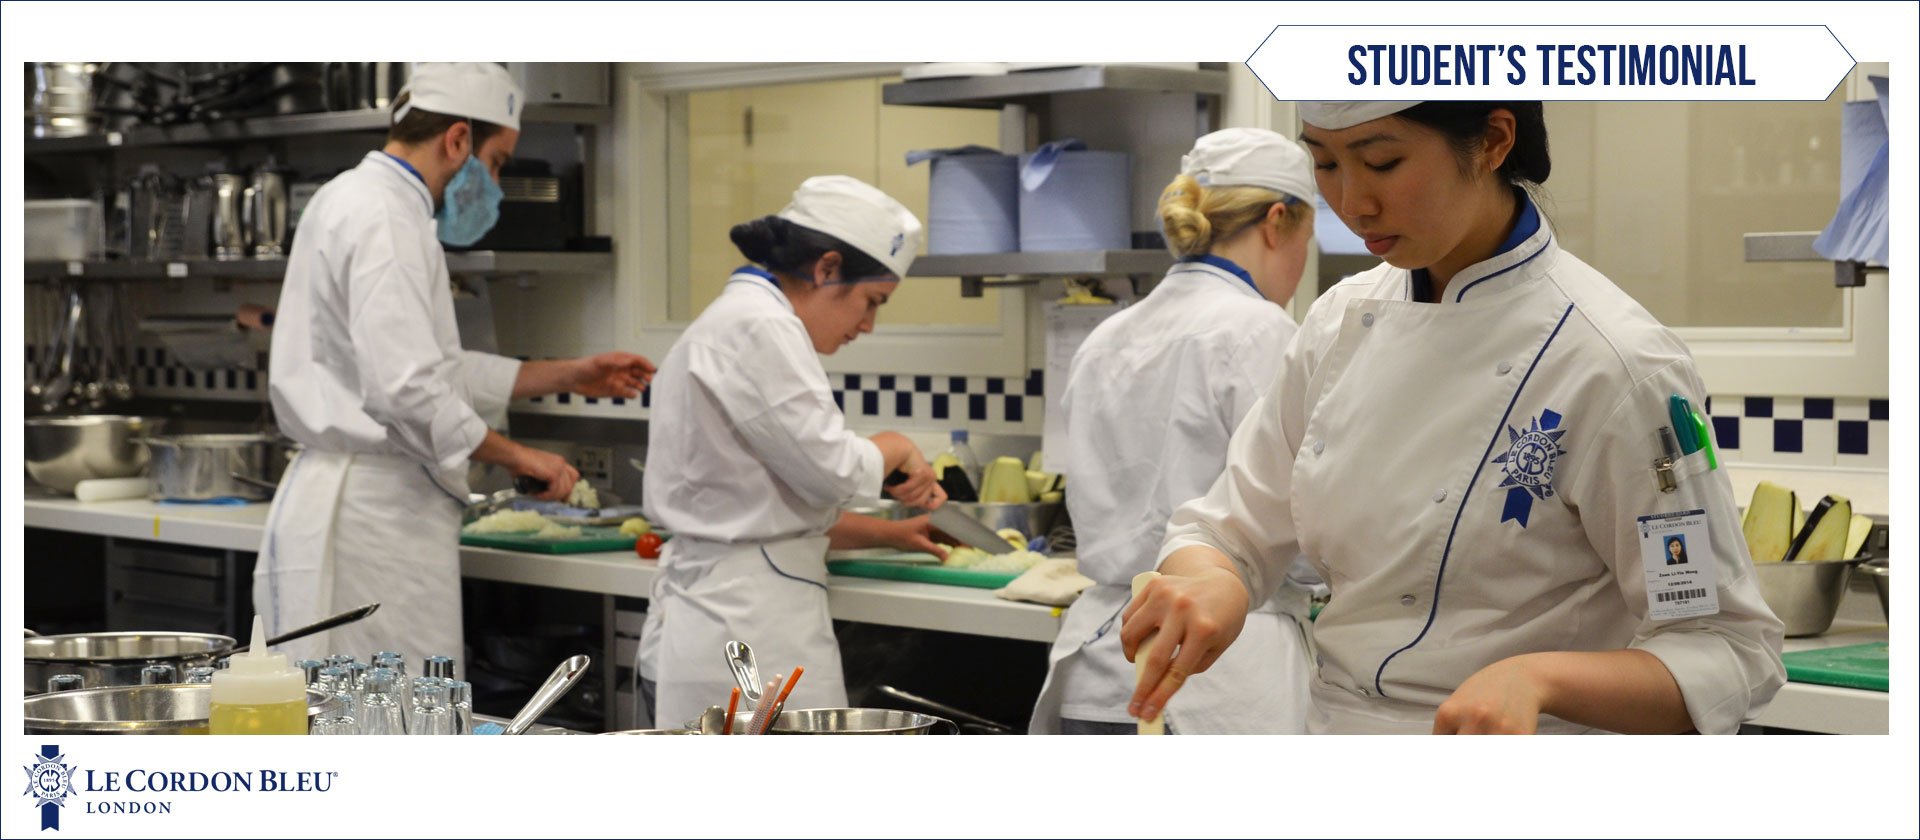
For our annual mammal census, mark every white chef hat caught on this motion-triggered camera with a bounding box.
[394,62,523,132]
[777,175,924,279]
[1180,127,1315,202]
[1297,101,1422,131]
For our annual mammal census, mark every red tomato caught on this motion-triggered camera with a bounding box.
[634,532,665,559]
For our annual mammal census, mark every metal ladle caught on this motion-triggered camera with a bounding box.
[502,655,591,735]
[725,641,763,708]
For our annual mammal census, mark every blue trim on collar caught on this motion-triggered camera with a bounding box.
[1452,238,1553,303]
[1372,302,1577,698]
[382,152,428,187]
[1176,254,1261,298]
[734,265,779,284]
[1409,191,1550,304]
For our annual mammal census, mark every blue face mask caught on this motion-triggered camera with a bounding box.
[436,153,503,247]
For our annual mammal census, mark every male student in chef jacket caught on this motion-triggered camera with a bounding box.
[256,63,654,669]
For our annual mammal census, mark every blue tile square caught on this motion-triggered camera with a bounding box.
[586,397,600,405]
[987,379,1005,395]
[246,371,258,390]
[558,393,572,404]
[613,398,627,406]
[1745,397,1773,418]
[832,391,845,410]
[641,389,651,408]
[968,394,987,421]
[895,392,912,417]
[931,394,949,420]
[226,370,237,389]
[879,375,896,390]
[530,396,544,403]
[914,375,932,393]
[156,349,169,365]
[1803,398,1834,419]
[1838,420,1869,455]
[1711,415,1740,450]
[844,374,861,390]
[948,377,968,394]
[146,370,157,387]
[1773,419,1802,453]
[862,391,879,416]
[1027,370,1044,397]
[136,347,148,365]
[1005,396,1023,423]
[166,369,177,387]
[1870,399,1890,421]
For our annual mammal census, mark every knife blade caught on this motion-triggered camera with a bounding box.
[928,505,1013,552]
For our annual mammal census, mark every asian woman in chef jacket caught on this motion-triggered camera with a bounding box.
[1029,128,1320,735]
[1122,102,1786,734]
[639,176,949,727]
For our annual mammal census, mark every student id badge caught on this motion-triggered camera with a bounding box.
[1637,509,1720,619]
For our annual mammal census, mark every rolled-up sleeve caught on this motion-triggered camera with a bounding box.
[1567,360,1787,734]
[688,322,883,509]
[456,350,523,426]
[347,217,491,473]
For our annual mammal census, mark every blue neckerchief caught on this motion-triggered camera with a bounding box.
[1177,254,1260,298]
[1411,188,1542,303]
[381,152,429,188]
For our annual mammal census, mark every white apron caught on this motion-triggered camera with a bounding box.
[639,535,848,728]
[1029,585,1313,734]
[254,450,465,669]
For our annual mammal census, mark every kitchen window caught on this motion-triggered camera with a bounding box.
[618,64,1029,377]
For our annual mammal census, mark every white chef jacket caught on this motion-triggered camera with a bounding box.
[637,267,885,724]
[257,151,520,664]
[268,151,521,499]
[1161,194,1786,734]
[642,267,886,546]
[1037,256,1315,732]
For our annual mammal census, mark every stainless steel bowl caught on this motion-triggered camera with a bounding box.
[914,501,1061,543]
[23,684,339,735]
[767,708,954,735]
[600,729,700,735]
[1753,559,1859,637]
[24,415,164,492]
[1858,560,1890,621]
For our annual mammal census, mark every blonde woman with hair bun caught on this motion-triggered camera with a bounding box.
[1029,127,1320,735]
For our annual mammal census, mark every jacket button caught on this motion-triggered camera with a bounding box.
[1361,312,1375,328]
[1431,488,1447,503]
[1401,594,1417,607]
[1313,440,1326,455]
[1497,361,1514,375]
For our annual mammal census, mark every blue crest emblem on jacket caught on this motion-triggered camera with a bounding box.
[1491,409,1567,528]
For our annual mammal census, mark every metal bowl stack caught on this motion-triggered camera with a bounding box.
[22,685,339,735]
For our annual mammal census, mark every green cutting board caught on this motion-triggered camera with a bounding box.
[827,560,1020,589]
[461,527,637,555]
[1782,643,1888,692]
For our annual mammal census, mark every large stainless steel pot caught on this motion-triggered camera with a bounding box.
[24,604,378,693]
[24,415,163,493]
[144,433,294,501]
[24,685,340,735]
[765,708,956,735]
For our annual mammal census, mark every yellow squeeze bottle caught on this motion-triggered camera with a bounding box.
[209,616,308,735]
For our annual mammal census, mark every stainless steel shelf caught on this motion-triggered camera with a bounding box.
[25,251,613,280]
[25,104,609,154]
[883,66,1229,109]
[909,250,1172,278]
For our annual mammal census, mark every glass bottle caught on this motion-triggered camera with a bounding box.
[423,655,456,680]
[312,666,359,736]
[359,668,407,735]
[296,659,325,688]
[46,674,84,693]
[185,667,216,684]
[446,680,474,735]
[409,678,454,735]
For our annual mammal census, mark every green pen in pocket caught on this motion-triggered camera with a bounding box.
[1690,409,1718,471]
